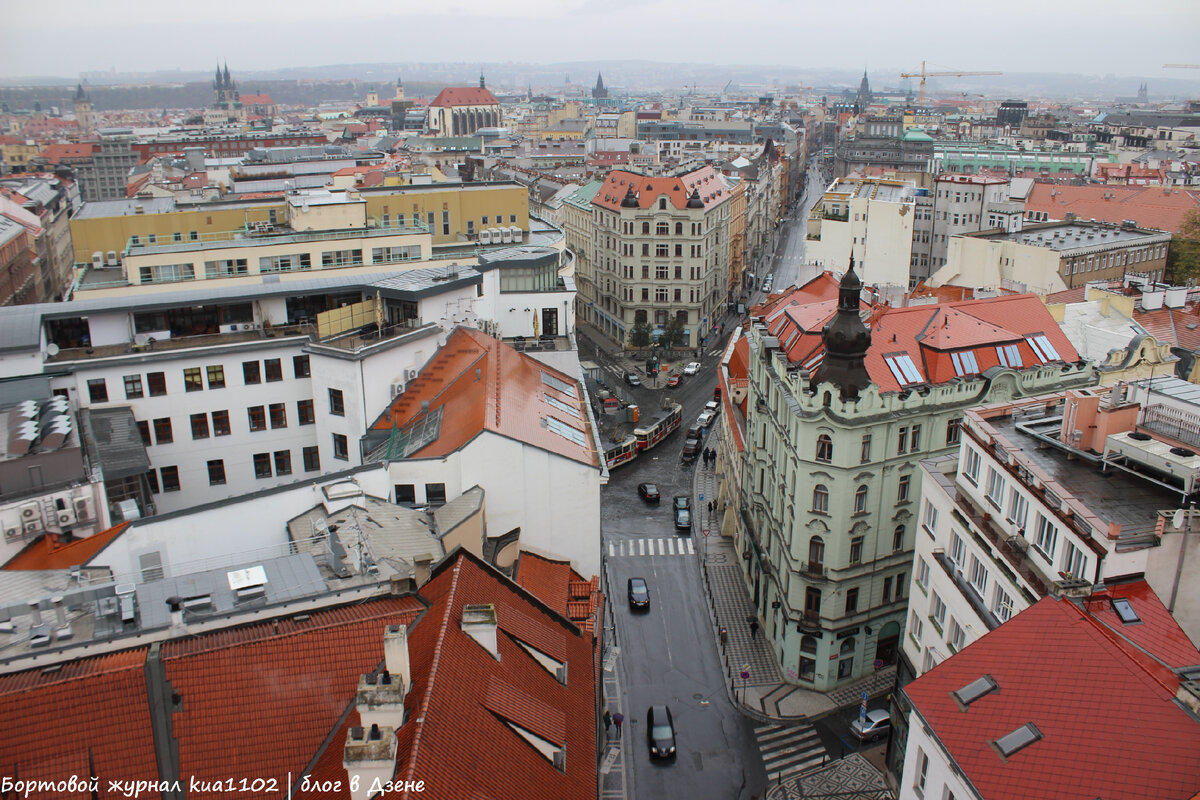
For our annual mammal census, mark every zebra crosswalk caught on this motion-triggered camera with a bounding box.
[606,537,695,559]
[755,723,828,783]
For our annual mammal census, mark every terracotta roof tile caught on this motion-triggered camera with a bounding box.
[592,166,728,212]
[429,88,500,108]
[3,523,129,571]
[0,648,158,797]
[371,328,598,468]
[904,593,1200,800]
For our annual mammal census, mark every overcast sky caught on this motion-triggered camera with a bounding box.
[4,0,1198,81]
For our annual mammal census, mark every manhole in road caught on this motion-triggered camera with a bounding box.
[692,693,704,700]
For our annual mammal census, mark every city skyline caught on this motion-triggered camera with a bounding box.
[4,0,1198,81]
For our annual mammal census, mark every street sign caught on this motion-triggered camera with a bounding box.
[740,670,750,681]
[699,493,704,501]
[860,690,868,722]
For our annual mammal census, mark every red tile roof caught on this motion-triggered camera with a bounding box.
[904,593,1200,800]
[297,550,597,800]
[1133,301,1200,352]
[37,142,93,163]
[240,93,273,106]
[592,166,729,212]
[161,597,423,798]
[514,551,601,633]
[371,327,599,468]
[759,272,1079,393]
[1024,182,1200,234]
[429,87,500,108]
[2,522,130,571]
[0,648,158,798]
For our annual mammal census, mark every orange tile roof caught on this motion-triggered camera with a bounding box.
[761,274,1079,393]
[37,142,94,163]
[1134,302,1200,352]
[240,93,273,105]
[592,166,728,212]
[371,327,599,468]
[0,648,159,798]
[3,522,130,571]
[514,551,601,632]
[429,87,500,108]
[1024,182,1200,234]
[904,592,1200,800]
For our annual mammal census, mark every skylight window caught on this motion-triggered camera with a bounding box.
[1111,597,1141,624]
[541,372,577,398]
[996,344,1022,368]
[1025,334,1061,363]
[884,353,923,386]
[993,722,1042,758]
[545,394,580,418]
[950,350,980,377]
[545,416,587,446]
[952,675,998,708]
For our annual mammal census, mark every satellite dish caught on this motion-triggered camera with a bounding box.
[1173,508,1186,530]
[46,343,59,356]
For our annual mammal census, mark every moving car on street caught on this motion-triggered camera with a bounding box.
[646,704,676,759]
[673,496,691,531]
[637,482,661,503]
[625,372,641,387]
[628,577,650,611]
[683,362,701,375]
[666,374,682,388]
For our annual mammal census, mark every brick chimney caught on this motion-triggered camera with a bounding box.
[343,723,397,800]
[461,603,499,659]
[413,553,434,587]
[355,670,406,732]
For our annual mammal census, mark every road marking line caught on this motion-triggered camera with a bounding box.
[656,538,665,555]
[608,543,615,557]
[687,539,695,555]
[639,539,645,556]
[667,538,676,555]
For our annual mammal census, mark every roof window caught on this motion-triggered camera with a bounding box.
[992,722,1042,759]
[950,350,980,377]
[952,674,998,708]
[1026,334,1061,363]
[884,353,923,386]
[996,344,1022,368]
[541,372,577,397]
[1111,597,1141,624]
[545,417,587,446]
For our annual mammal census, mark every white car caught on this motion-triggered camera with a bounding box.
[697,410,716,428]
[683,362,701,376]
[703,400,720,415]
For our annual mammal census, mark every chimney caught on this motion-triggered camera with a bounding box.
[356,668,407,731]
[413,553,433,588]
[461,603,499,659]
[166,596,186,633]
[383,624,412,691]
[342,724,397,800]
[51,596,73,640]
[28,600,43,628]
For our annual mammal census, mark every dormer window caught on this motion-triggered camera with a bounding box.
[951,350,980,377]
[1026,334,1061,363]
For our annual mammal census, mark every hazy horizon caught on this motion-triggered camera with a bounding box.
[4,0,1198,83]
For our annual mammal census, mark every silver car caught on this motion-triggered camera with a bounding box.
[850,709,891,743]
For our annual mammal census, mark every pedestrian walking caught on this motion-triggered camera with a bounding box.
[603,709,612,736]
[613,711,624,736]
[749,619,759,640]
[719,626,728,648]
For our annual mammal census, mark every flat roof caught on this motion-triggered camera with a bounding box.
[976,221,1168,250]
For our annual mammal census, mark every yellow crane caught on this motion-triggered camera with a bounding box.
[900,61,1002,104]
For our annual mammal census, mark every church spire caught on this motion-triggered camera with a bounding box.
[479,69,486,89]
[813,259,873,401]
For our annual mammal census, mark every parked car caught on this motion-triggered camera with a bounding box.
[666,374,682,388]
[628,577,650,611]
[703,400,720,415]
[683,362,701,376]
[673,495,691,512]
[625,372,641,387]
[646,704,676,759]
[696,410,716,428]
[674,506,691,531]
[637,482,661,503]
[850,709,892,743]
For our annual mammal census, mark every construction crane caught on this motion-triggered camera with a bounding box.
[900,61,1002,105]
[1164,64,1200,69]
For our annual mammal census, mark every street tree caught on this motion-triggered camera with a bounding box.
[1167,209,1200,286]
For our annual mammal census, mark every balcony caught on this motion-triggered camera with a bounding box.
[932,550,1002,632]
[801,562,828,581]
[799,609,822,633]
[951,486,1048,601]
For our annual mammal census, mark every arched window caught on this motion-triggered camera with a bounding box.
[853,485,868,513]
[659,197,667,210]
[801,636,819,654]
[815,434,833,463]
[675,221,683,235]
[812,485,829,514]
[808,536,825,570]
[642,222,650,234]
[840,637,855,655]
[893,525,905,552]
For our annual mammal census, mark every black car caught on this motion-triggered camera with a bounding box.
[628,577,650,611]
[637,482,661,503]
[674,507,691,531]
[646,704,676,759]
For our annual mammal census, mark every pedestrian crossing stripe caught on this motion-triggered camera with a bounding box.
[754,723,828,783]
[607,537,696,558]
